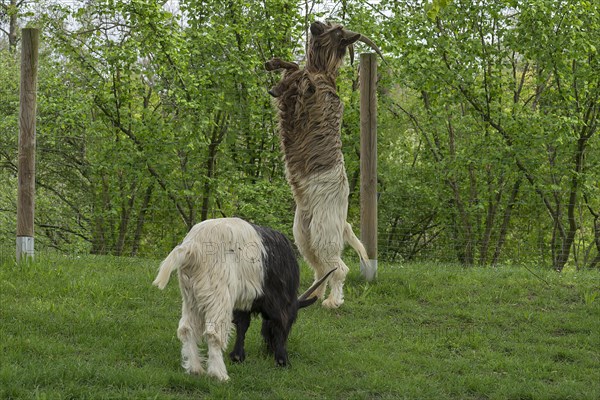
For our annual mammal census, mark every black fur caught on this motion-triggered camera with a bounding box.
[229,224,307,367]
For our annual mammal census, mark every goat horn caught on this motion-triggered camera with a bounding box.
[298,268,337,302]
[358,34,385,61]
[343,29,385,62]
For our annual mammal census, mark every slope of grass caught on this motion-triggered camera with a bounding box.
[1,254,598,399]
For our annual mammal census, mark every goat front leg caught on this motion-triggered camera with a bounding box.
[264,58,299,72]
[265,58,300,97]
[229,311,251,363]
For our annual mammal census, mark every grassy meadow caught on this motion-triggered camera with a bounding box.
[0,253,599,399]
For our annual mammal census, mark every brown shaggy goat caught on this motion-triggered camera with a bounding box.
[266,21,383,308]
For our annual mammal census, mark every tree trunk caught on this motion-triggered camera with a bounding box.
[553,135,588,271]
[479,174,504,265]
[90,174,112,255]
[588,216,600,269]
[492,178,521,265]
[446,109,474,265]
[131,183,154,257]
[115,178,136,256]
[2,0,19,53]
[200,110,228,222]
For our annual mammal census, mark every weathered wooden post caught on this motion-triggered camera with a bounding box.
[16,28,39,262]
[359,53,378,281]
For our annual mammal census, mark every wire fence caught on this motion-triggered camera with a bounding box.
[1,172,598,270]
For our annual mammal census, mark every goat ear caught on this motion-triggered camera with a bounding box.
[310,21,326,37]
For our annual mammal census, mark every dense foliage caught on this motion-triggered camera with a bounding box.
[1,0,598,269]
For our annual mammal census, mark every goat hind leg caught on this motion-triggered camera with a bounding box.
[204,307,232,381]
[322,258,349,309]
[294,211,329,300]
[177,310,205,375]
[206,336,229,381]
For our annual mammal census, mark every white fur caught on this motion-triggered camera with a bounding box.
[291,164,369,308]
[153,218,265,381]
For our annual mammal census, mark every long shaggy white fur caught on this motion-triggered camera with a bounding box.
[292,165,369,308]
[153,218,265,381]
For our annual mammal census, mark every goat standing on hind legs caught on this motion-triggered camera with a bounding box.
[266,21,384,309]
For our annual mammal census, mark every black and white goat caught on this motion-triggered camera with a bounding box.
[153,217,334,381]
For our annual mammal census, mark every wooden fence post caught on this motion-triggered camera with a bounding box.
[360,53,378,281]
[16,28,39,262]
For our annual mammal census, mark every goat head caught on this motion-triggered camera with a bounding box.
[308,21,384,69]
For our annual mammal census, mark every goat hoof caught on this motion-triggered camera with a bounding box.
[322,298,343,309]
[275,358,289,367]
[265,59,281,71]
[207,368,229,382]
[229,351,246,363]
[186,366,204,376]
[184,360,205,376]
[268,88,281,98]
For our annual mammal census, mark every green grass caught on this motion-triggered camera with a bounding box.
[1,254,599,399]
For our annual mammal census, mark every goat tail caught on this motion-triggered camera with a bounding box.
[153,245,187,290]
[344,222,369,263]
